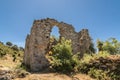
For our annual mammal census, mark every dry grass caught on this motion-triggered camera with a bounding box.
[0,54,21,69]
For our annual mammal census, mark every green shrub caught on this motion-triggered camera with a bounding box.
[78,51,120,80]
[78,51,110,72]
[12,54,16,62]
[110,72,120,80]
[19,47,24,51]
[11,45,19,51]
[48,37,79,73]
[0,50,6,57]
[0,47,7,57]
[88,68,110,80]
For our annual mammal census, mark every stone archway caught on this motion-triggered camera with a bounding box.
[24,18,91,72]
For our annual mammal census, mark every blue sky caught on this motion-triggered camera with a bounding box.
[0,0,120,47]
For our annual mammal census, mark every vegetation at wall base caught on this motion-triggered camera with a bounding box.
[47,37,80,73]
[47,37,120,80]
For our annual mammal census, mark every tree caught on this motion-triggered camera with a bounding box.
[97,39,103,52]
[12,45,19,51]
[88,42,96,53]
[103,38,120,54]
[6,41,13,46]
[19,47,24,51]
[0,41,4,45]
[97,38,120,54]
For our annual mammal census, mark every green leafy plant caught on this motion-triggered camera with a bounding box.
[78,51,120,80]
[97,38,120,54]
[48,37,79,73]
[88,68,110,80]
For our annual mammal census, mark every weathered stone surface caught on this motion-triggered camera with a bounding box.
[24,18,92,72]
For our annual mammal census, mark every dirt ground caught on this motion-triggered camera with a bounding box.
[0,55,94,80]
[15,72,95,80]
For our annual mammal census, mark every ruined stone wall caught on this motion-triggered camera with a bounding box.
[23,18,91,72]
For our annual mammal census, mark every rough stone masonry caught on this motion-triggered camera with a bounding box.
[23,18,92,72]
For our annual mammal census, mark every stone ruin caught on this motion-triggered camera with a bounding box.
[23,18,92,72]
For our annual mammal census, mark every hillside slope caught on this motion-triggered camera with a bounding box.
[0,42,120,80]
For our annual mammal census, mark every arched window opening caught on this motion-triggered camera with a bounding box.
[49,26,60,50]
[50,26,60,41]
